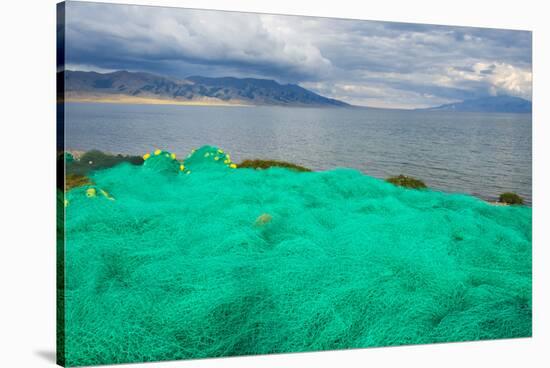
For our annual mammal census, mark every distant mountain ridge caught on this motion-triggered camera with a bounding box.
[421,96,532,113]
[63,70,349,107]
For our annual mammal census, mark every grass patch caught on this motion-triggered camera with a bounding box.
[499,192,524,205]
[59,150,143,191]
[386,174,427,189]
[66,174,93,191]
[237,159,311,172]
[65,150,144,176]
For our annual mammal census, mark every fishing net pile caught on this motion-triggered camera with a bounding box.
[62,145,532,366]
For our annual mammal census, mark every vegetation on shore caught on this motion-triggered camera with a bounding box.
[61,150,527,206]
[237,159,311,172]
[499,192,524,205]
[59,150,143,192]
[386,174,427,189]
[66,174,93,191]
[68,150,143,175]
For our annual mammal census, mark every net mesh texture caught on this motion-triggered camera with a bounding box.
[62,145,532,366]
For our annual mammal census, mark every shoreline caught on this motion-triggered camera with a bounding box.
[63,95,253,107]
[62,148,530,206]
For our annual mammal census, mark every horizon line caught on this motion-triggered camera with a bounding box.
[61,68,533,109]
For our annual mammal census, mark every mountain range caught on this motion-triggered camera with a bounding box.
[62,70,532,112]
[62,70,349,107]
[421,95,532,113]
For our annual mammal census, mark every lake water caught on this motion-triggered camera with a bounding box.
[65,103,532,204]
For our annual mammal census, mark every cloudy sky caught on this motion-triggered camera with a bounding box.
[64,1,532,109]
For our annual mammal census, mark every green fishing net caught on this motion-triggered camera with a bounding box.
[62,145,532,366]
[64,152,74,163]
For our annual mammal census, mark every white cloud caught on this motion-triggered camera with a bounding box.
[302,81,457,109]
[485,63,532,99]
[444,62,532,99]
[65,2,532,108]
[65,63,118,73]
[66,3,332,81]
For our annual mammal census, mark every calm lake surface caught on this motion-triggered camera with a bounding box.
[65,103,532,204]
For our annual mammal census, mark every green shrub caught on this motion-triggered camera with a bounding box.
[66,150,144,176]
[386,175,427,189]
[66,173,93,191]
[237,159,311,172]
[498,192,524,205]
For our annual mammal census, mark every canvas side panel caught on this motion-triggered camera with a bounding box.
[56,2,66,366]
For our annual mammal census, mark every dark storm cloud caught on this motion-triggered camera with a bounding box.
[64,1,532,108]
